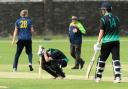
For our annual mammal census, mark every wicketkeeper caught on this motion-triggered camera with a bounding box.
[94,2,121,83]
[38,46,68,79]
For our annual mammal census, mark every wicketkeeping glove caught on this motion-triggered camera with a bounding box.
[94,42,101,52]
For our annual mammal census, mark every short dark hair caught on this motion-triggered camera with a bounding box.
[106,8,112,12]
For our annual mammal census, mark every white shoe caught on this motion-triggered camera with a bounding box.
[95,77,101,83]
[13,68,17,72]
[114,77,121,83]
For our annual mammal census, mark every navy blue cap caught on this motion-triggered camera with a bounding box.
[100,2,112,10]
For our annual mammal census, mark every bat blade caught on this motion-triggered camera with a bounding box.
[86,51,97,79]
[38,57,42,78]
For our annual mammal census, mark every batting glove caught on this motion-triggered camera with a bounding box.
[37,45,44,56]
[94,42,101,52]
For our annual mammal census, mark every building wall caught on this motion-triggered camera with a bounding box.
[0,0,42,2]
[0,1,127,37]
[0,2,44,37]
[53,1,128,35]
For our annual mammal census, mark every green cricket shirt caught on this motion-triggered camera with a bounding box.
[100,13,120,43]
[47,48,69,63]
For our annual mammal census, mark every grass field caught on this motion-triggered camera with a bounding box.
[0,36,128,89]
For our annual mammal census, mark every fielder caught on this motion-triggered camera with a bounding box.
[38,46,68,79]
[68,16,86,69]
[94,2,121,83]
[12,9,34,72]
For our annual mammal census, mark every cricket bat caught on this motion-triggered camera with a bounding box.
[86,51,97,79]
[38,57,42,78]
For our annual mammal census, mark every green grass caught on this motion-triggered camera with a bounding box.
[0,78,128,89]
[0,36,128,89]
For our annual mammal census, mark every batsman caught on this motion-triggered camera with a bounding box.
[38,46,68,79]
[94,2,121,83]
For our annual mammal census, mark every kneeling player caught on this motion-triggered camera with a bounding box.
[38,46,68,79]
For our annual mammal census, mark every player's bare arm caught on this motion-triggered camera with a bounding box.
[31,26,34,33]
[44,50,52,62]
[11,27,18,46]
[98,29,104,43]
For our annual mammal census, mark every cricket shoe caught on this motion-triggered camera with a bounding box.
[95,77,101,83]
[60,72,65,78]
[52,72,64,79]
[56,72,66,79]
[13,68,17,72]
[53,76,58,79]
[53,74,65,79]
[80,60,85,69]
[114,77,121,83]
[71,66,79,69]
[59,76,65,79]
[29,65,34,71]
[55,76,65,79]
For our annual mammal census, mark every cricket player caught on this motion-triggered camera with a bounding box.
[68,16,86,69]
[12,9,34,72]
[94,2,121,83]
[38,46,68,79]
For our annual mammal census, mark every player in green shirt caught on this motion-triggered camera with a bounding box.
[94,2,121,83]
[38,46,68,79]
